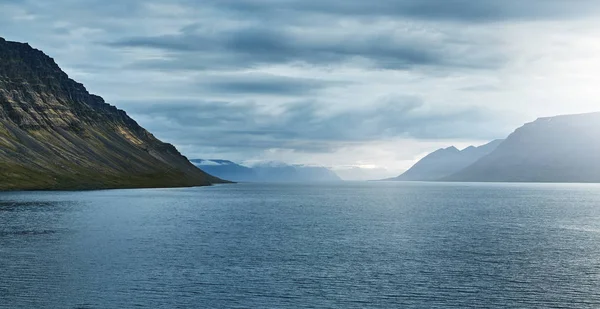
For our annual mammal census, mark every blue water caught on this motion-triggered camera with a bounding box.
[2,182,600,308]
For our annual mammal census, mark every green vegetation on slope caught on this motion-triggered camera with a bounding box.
[0,37,226,190]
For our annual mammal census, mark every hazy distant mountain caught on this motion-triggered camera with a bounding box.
[189,159,257,182]
[192,160,342,183]
[334,166,398,181]
[0,37,224,190]
[387,140,503,181]
[250,161,300,182]
[290,165,342,182]
[445,112,600,183]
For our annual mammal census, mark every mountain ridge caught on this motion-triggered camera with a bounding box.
[386,139,503,181]
[192,159,342,183]
[444,112,600,183]
[0,37,225,190]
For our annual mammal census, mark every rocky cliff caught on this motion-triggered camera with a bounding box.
[0,37,224,190]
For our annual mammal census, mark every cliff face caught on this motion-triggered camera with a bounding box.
[389,140,503,181]
[445,112,600,183]
[0,37,223,190]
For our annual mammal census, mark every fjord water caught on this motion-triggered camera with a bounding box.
[2,183,600,308]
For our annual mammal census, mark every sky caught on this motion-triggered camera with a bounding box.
[2,0,600,180]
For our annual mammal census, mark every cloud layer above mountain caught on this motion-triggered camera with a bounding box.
[3,0,600,177]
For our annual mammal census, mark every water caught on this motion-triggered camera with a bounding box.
[2,182,600,308]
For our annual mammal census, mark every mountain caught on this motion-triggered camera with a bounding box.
[0,37,224,190]
[387,140,503,181]
[192,160,342,183]
[190,159,257,182]
[334,166,398,181]
[252,162,342,182]
[250,161,301,182]
[445,112,600,183]
[295,166,343,182]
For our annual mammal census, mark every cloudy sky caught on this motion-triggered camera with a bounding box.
[2,0,600,179]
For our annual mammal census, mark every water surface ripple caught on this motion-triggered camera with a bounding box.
[1,182,600,308]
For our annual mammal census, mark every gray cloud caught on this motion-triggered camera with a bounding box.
[109,22,503,71]
[21,0,596,24]
[98,1,563,74]
[125,97,507,156]
[199,74,344,96]
[3,0,600,166]
[187,0,600,22]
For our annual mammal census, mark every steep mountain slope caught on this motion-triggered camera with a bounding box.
[192,159,342,182]
[0,37,224,190]
[445,113,600,182]
[388,140,503,181]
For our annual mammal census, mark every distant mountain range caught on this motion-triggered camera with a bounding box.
[191,160,342,183]
[388,112,600,183]
[334,166,397,181]
[445,113,600,182]
[387,140,503,181]
[0,37,224,190]
[388,140,502,181]
[3,36,600,188]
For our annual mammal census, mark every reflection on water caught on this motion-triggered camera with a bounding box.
[1,183,600,308]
